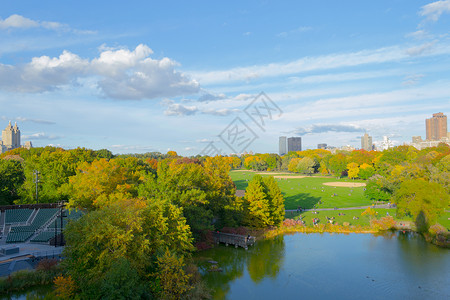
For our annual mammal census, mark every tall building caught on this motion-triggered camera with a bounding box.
[426,112,447,141]
[361,133,373,151]
[1,122,32,154]
[287,137,302,152]
[279,136,287,156]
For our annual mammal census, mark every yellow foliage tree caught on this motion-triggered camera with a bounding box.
[347,162,359,179]
[54,275,77,299]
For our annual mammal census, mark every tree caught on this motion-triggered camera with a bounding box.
[243,175,270,227]
[328,153,347,177]
[364,175,393,202]
[393,179,449,232]
[347,162,359,179]
[63,197,193,298]
[262,176,285,226]
[296,157,315,175]
[358,163,375,180]
[0,158,24,205]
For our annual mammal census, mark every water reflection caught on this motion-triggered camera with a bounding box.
[196,232,450,300]
[196,235,285,299]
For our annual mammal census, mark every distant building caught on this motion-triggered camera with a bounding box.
[317,143,327,149]
[412,136,423,143]
[377,136,394,151]
[287,137,302,152]
[361,133,373,151]
[426,112,447,141]
[0,122,32,154]
[279,136,287,156]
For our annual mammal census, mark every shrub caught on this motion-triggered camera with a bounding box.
[371,216,396,231]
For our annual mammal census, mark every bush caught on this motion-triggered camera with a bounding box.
[370,216,396,231]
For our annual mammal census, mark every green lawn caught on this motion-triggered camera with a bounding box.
[230,170,373,210]
[285,208,401,227]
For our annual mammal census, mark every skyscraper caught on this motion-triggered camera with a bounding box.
[426,112,447,141]
[279,136,287,156]
[1,122,32,154]
[287,137,302,152]
[361,133,373,151]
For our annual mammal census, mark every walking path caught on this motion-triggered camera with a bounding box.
[285,204,392,213]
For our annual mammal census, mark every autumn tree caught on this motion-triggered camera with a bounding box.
[347,162,359,179]
[358,163,375,180]
[63,198,194,298]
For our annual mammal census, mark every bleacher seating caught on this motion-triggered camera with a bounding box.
[4,207,83,244]
[6,231,34,243]
[31,231,58,243]
[48,209,83,231]
[5,209,33,224]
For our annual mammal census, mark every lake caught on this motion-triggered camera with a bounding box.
[195,232,449,300]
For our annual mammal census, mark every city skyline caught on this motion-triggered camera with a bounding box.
[1,1,450,155]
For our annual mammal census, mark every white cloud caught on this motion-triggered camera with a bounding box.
[405,42,435,56]
[0,44,200,99]
[0,14,92,34]
[201,108,240,116]
[420,0,450,22]
[164,103,199,116]
[22,132,62,140]
[0,14,39,29]
[293,124,364,135]
[190,42,450,85]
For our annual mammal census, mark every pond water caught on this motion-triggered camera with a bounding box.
[195,232,449,300]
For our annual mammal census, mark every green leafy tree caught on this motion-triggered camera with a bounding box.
[394,179,449,232]
[262,176,285,226]
[364,175,393,202]
[296,157,315,175]
[358,163,375,180]
[63,198,194,298]
[243,175,270,227]
[328,153,347,177]
[0,158,25,205]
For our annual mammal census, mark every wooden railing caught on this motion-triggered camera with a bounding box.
[213,232,255,250]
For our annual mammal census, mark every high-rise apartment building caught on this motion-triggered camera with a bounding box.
[361,133,373,151]
[279,136,287,156]
[426,112,447,141]
[1,122,32,154]
[287,137,302,152]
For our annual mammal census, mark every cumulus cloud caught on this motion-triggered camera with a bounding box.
[0,14,93,33]
[22,132,62,140]
[0,44,200,99]
[293,124,365,135]
[420,0,450,22]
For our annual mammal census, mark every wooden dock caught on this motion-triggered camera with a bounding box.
[213,232,255,250]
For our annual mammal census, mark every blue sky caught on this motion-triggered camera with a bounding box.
[1,0,450,155]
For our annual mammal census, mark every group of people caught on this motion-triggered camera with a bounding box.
[312,218,320,225]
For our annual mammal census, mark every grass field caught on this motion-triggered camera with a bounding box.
[230,170,372,210]
[230,170,450,230]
